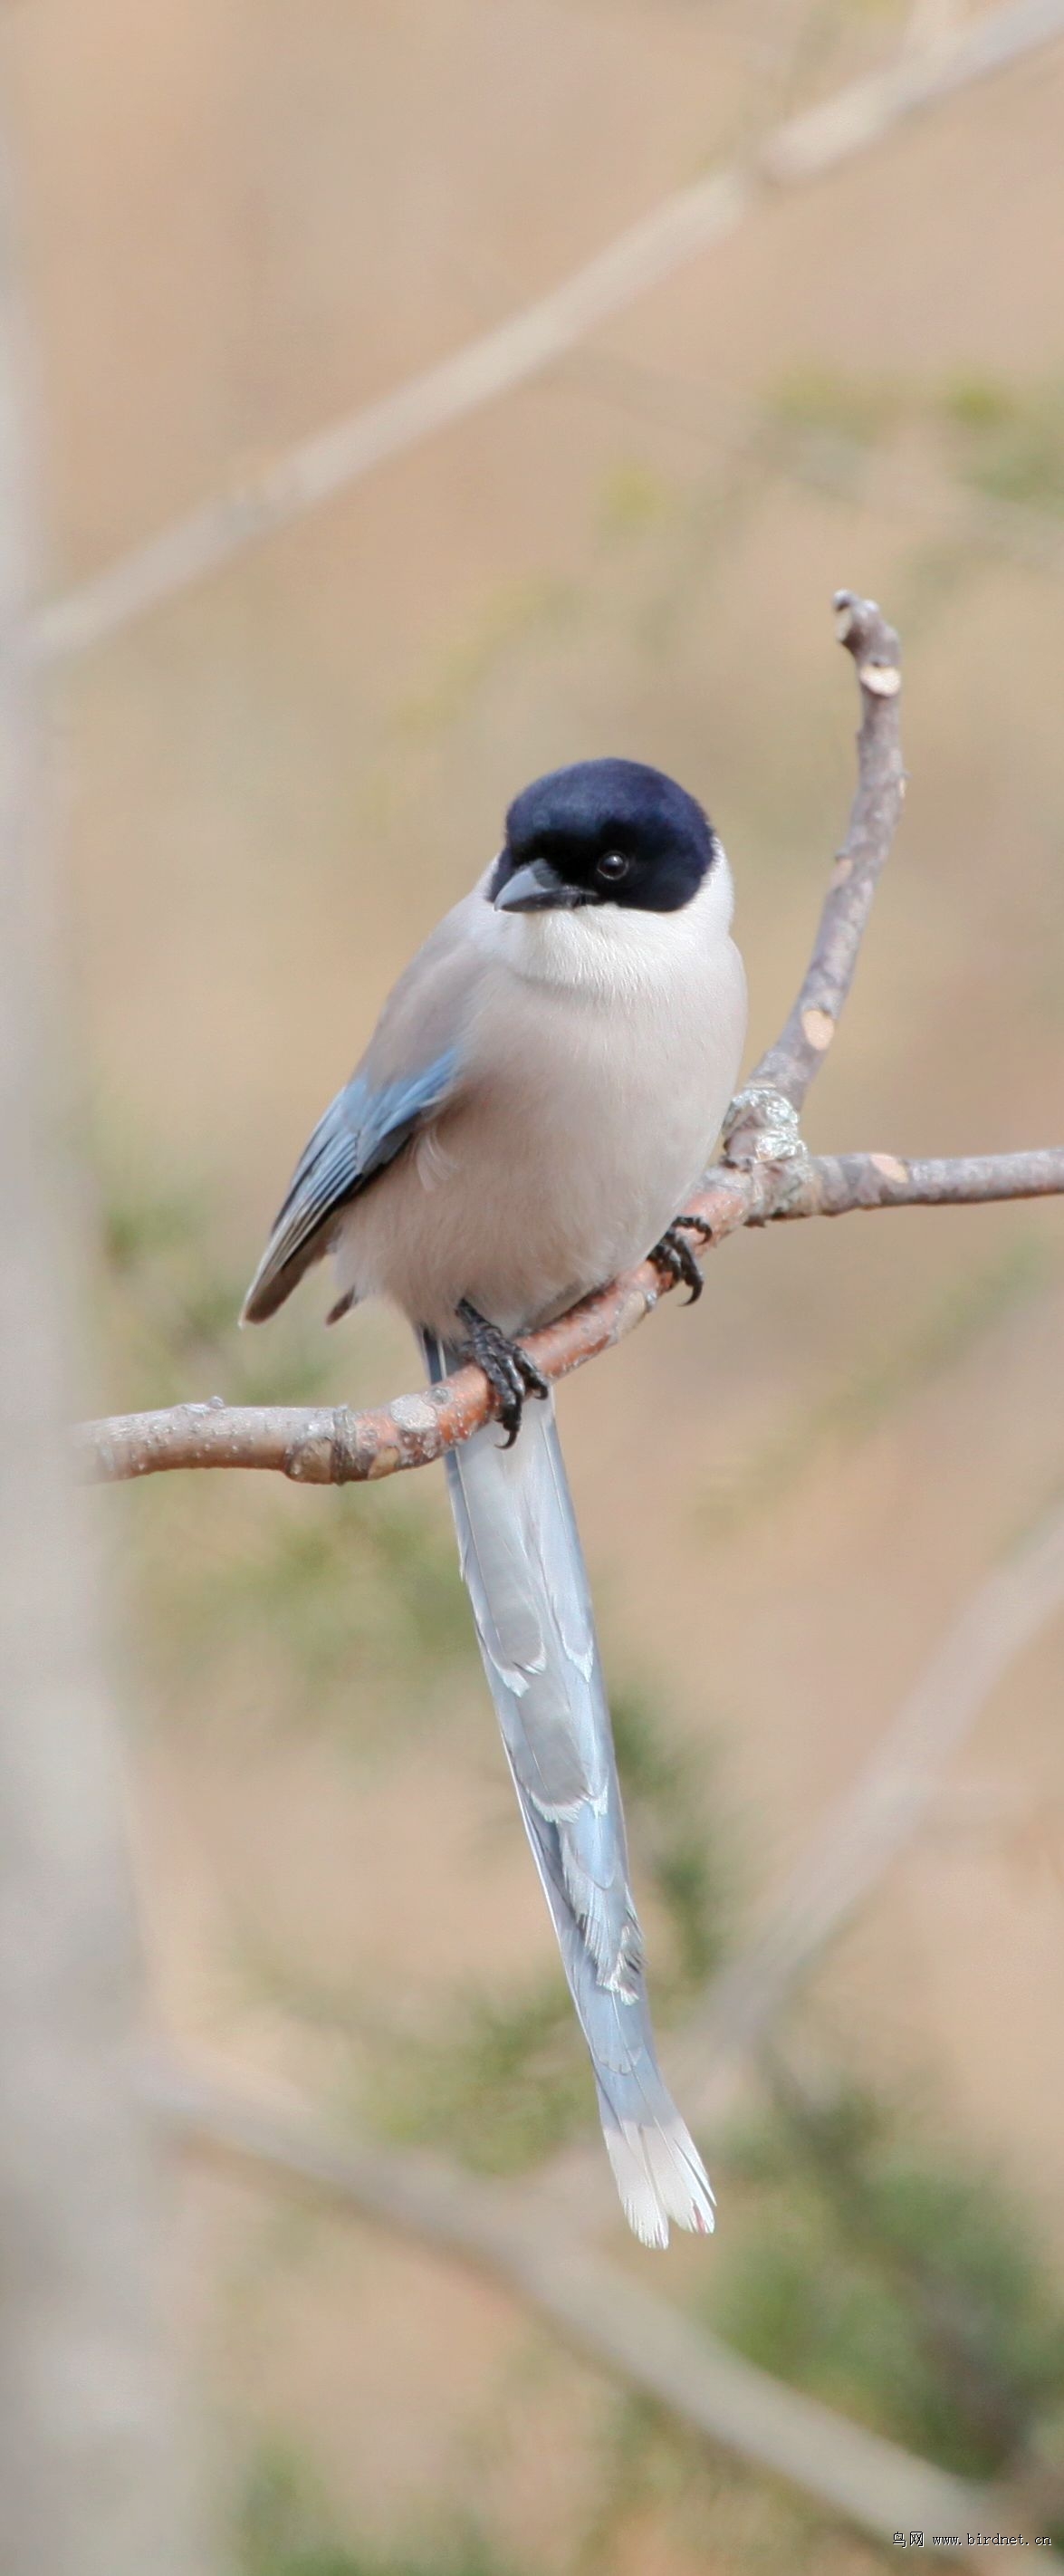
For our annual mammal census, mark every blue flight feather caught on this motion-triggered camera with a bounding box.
[243,1047,460,1320]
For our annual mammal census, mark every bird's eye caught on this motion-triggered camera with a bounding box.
[596,851,629,883]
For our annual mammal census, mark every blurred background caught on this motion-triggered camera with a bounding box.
[11,0,1064,2566]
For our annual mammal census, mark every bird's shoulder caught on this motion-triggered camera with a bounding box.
[359,880,497,1090]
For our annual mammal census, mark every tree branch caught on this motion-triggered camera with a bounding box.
[146,2054,996,2554]
[34,0,1064,665]
[738,591,903,1121]
[77,1147,1064,1486]
[905,0,964,53]
[75,591,1064,1486]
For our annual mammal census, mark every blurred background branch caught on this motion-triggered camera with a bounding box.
[683,1495,1064,2126]
[0,121,199,2576]
[32,0,1064,667]
[145,2053,998,2553]
[507,1486,1064,2235]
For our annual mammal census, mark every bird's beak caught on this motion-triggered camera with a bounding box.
[494,857,582,913]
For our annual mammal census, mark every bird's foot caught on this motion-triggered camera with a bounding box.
[456,1301,550,1446]
[650,1215,715,1306]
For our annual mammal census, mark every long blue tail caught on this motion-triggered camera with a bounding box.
[422,1332,714,2248]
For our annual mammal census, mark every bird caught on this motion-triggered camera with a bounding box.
[242,756,747,2246]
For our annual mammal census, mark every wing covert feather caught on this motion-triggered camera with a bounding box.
[242,897,488,1322]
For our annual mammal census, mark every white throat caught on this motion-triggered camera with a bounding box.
[488,851,735,1000]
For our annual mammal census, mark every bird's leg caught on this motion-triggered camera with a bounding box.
[649,1213,716,1306]
[456,1300,551,1446]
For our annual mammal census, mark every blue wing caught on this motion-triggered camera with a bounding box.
[242,1048,460,1322]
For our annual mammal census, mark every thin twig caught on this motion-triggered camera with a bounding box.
[146,2054,994,2552]
[742,591,904,1118]
[34,0,1064,664]
[777,1146,1064,1212]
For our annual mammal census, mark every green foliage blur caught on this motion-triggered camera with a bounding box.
[365,1681,735,2175]
[96,1129,473,1741]
[763,361,1064,520]
[702,1234,1051,1533]
[710,2069,1064,2494]
[239,2449,518,2576]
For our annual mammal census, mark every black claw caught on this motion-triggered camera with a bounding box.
[650,1221,709,1305]
[457,1301,550,1445]
[516,1350,551,1402]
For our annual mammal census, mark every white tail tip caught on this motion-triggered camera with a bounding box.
[604,2114,715,2250]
